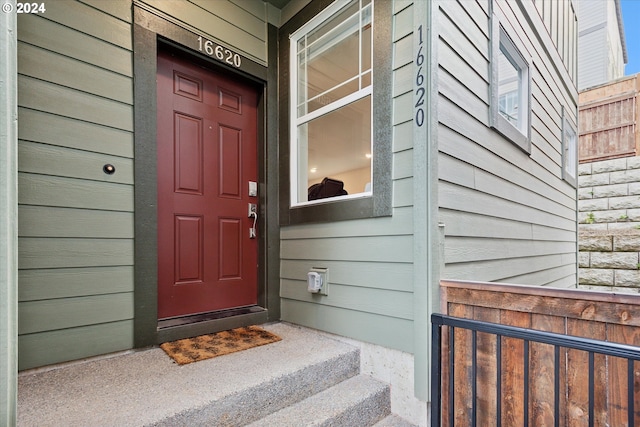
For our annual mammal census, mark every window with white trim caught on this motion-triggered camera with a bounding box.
[562,109,577,186]
[290,0,373,206]
[491,18,531,153]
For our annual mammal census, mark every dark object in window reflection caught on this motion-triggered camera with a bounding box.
[308,177,348,200]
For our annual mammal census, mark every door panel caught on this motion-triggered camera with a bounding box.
[174,215,203,284]
[219,125,242,198]
[219,218,242,279]
[174,113,203,194]
[157,49,259,319]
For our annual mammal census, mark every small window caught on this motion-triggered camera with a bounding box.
[290,0,373,206]
[562,109,577,186]
[491,19,531,153]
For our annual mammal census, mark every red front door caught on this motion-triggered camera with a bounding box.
[156,49,259,319]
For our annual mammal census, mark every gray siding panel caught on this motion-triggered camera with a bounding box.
[531,0,578,84]
[445,254,573,284]
[393,120,413,152]
[393,178,413,208]
[17,1,134,369]
[440,208,575,242]
[439,6,489,80]
[393,63,413,99]
[437,0,578,286]
[439,99,575,202]
[440,181,574,232]
[445,237,576,264]
[393,34,412,71]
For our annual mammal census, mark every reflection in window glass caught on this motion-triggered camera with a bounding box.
[297,97,372,202]
[564,122,577,180]
[291,0,373,205]
[498,47,520,127]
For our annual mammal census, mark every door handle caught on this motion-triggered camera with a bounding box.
[248,203,257,239]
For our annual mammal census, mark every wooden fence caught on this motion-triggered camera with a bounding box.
[438,280,640,426]
[579,74,640,163]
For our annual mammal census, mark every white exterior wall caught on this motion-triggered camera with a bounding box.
[606,0,625,80]
[577,0,626,90]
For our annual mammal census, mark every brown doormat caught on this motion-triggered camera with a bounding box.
[160,326,282,365]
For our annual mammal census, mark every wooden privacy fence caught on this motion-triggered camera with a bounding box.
[434,280,640,426]
[579,74,640,163]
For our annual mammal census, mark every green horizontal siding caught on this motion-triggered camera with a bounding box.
[18,76,133,131]
[137,0,268,65]
[281,280,413,320]
[18,14,132,76]
[281,300,414,353]
[19,238,133,270]
[19,173,133,211]
[19,266,134,302]
[79,0,132,21]
[19,206,134,239]
[38,0,132,49]
[281,259,413,292]
[281,235,413,263]
[18,42,133,104]
[18,142,133,185]
[18,108,133,157]
[19,293,134,335]
[17,0,134,369]
[19,321,134,370]
[279,0,416,354]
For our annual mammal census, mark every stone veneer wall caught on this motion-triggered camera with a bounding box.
[578,157,640,293]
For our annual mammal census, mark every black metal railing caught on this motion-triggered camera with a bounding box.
[431,313,640,427]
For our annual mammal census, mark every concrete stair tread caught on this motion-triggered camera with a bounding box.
[248,375,390,427]
[373,414,419,427]
[18,323,360,427]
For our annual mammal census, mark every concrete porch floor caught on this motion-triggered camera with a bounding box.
[18,322,417,426]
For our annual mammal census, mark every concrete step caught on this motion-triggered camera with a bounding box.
[373,414,420,427]
[248,375,390,427]
[18,323,361,427]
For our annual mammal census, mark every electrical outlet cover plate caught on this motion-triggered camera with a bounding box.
[309,267,328,296]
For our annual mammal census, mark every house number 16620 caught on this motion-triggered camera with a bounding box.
[414,25,426,127]
[197,36,242,68]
